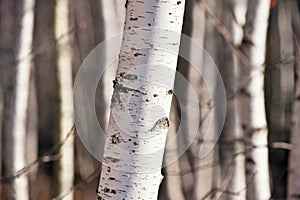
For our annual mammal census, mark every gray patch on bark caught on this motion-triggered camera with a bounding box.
[104,156,120,163]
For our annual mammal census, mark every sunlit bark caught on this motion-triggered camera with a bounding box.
[97,0,186,199]
[238,0,271,199]
[55,0,74,199]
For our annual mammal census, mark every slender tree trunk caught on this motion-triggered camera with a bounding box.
[238,0,271,199]
[70,3,106,195]
[1,0,35,199]
[265,1,298,197]
[97,0,186,199]
[55,0,74,199]
[217,0,247,199]
[0,0,15,193]
[33,0,60,198]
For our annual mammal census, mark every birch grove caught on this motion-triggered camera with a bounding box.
[2,0,300,199]
[97,0,186,199]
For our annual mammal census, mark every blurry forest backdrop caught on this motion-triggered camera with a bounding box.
[0,0,299,199]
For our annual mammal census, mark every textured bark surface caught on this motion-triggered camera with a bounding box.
[239,0,271,199]
[55,0,74,199]
[1,0,35,199]
[97,0,186,199]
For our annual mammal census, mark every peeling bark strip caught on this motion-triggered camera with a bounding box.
[97,0,185,199]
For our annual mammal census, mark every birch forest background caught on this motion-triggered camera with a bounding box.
[0,0,299,199]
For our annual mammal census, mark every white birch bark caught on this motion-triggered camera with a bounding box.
[97,0,186,199]
[3,0,35,199]
[55,0,74,199]
[217,0,247,199]
[238,0,271,199]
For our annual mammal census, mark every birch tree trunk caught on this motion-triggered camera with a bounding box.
[217,0,247,199]
[55,0,74,199]
[238,0,271,199]
[97,0,186,199]
[265,1,298,197]
[33,0,59,197]
[1,0,35,199]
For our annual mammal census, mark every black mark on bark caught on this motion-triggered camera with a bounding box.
[150,117,170,131]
